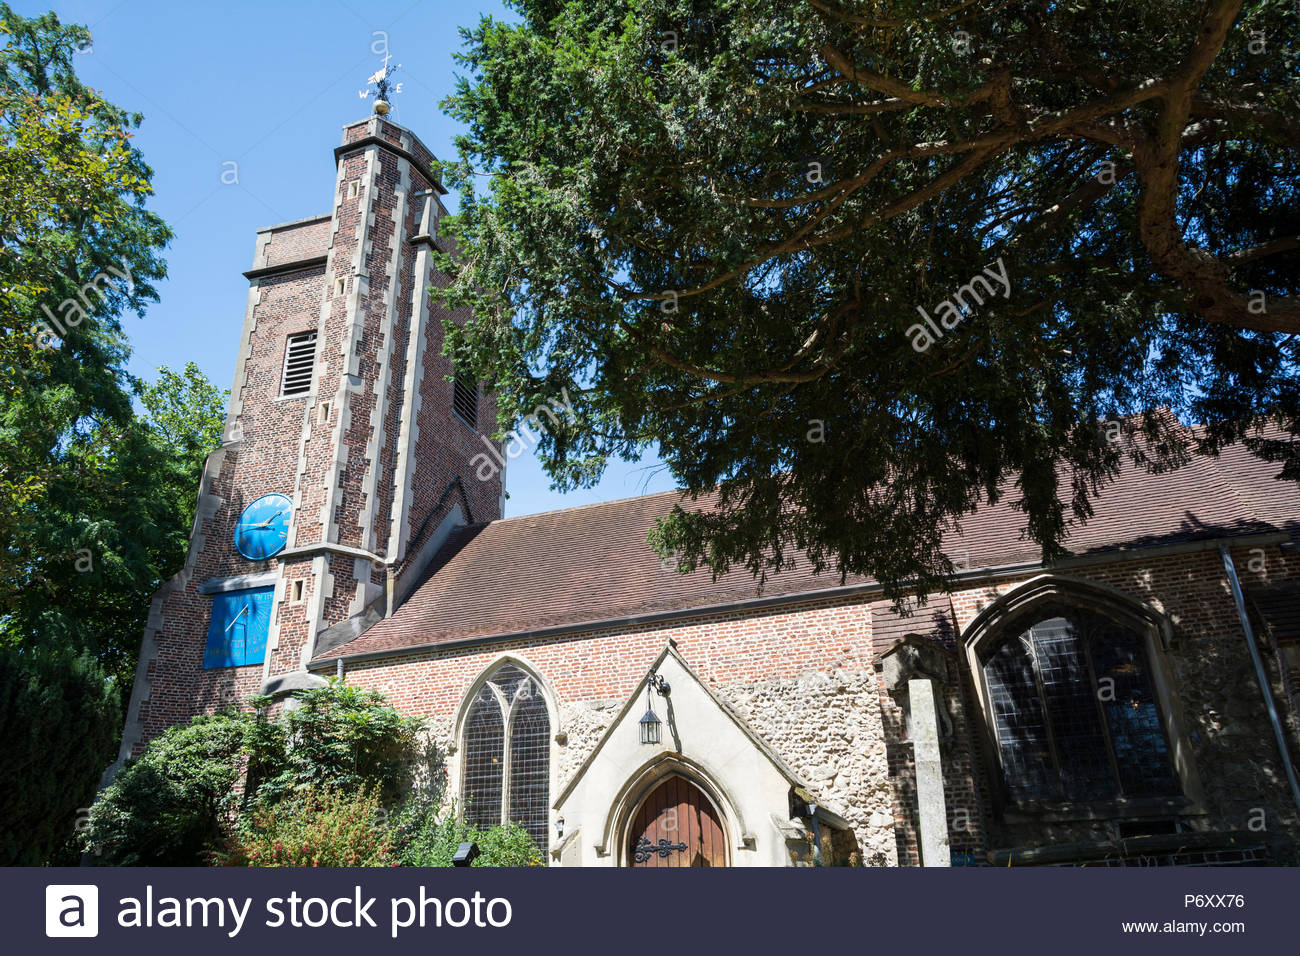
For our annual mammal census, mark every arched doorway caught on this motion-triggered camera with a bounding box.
[625,775,727,867]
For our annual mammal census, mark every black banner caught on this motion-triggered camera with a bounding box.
[9,867,1295,954]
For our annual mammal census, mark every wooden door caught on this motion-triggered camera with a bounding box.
[626,775,727,867]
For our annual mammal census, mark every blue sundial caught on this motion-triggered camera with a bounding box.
[234,493,292,561]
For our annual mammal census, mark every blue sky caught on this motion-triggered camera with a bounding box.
[19,0,676,516]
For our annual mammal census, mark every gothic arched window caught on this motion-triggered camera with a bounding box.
[978,603,1179,805]
[461,662,550,853]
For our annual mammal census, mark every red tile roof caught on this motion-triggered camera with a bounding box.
[316,431,1296,662]
[1192,423,1300,537]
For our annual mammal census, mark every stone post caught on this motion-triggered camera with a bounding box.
[909,677,950,867]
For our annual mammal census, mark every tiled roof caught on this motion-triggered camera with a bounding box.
[1192,424,1300,538]
[316,430,1296,662]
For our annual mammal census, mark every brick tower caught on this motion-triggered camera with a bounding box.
[113,111,504,766]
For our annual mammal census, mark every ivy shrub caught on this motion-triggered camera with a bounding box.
[254,681,428,806]
[81,679,544,868]
[473,821,545,867]
[216,786,394,867]
[253,681,431,806]
[0,645,120,865]
[394,797,543,868]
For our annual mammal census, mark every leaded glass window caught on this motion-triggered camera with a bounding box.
[981,605,1178,805]
[461,663,549,853]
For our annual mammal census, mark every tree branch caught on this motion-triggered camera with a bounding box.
[1225,237,1298,264]
[1133,0,1300,333]
[820,43,1002,108]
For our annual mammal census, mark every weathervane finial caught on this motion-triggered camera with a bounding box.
[358,50,402,116]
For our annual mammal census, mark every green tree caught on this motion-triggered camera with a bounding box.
[0,644,120,865]
[139,362,229,518]
[0,3,169,529]
[140,363,227,469]
[80,711,266,867]
[440,0,1300,599]
[0,8,225,703]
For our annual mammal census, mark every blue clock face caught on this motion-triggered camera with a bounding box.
[234,493,292,561]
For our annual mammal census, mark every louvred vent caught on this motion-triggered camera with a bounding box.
[280,330,317,396]
[453,369,478,427]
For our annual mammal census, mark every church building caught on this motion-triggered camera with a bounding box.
[115,108,1300,867]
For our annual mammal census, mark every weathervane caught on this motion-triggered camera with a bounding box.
[358,50,402,115]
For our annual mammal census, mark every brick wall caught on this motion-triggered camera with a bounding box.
[129,252,325,742]
[258,216,331,267]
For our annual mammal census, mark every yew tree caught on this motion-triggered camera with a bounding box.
[440,0,1300,596]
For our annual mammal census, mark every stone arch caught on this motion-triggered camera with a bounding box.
[452,652,560,746]
[623,773,729,867]
[962,573,1174,657]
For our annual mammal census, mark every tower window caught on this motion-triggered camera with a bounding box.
[280,330,318,396]
[453,368,478,427]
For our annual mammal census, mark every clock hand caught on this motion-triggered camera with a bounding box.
[238,510,286,531]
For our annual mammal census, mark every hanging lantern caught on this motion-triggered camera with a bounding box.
[639,707,662,745]
[638,668,670,745]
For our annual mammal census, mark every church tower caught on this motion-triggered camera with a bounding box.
[114,98,504,763]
